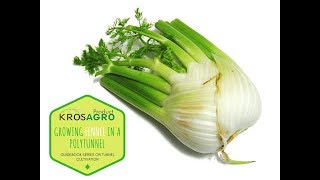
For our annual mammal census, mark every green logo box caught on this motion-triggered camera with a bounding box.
[49,95,125,175]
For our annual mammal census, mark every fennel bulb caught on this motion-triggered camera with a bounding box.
[74,9,261,164]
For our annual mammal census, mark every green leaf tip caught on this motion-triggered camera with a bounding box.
[160,47,186,73]
[74,8,187,74]
[134,8,152,29]
[73,41,110,75]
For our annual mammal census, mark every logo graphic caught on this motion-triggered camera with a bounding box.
[49,95,125,175]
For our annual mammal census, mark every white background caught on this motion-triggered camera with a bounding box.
[40,0,280,179]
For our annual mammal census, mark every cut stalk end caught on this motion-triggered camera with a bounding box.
[218,150,255,165]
